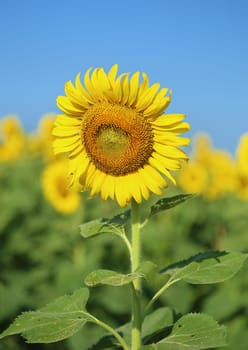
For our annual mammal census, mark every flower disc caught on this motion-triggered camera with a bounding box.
[82,103,154,176]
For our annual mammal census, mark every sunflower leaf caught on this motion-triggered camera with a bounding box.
[84,269,143,287]
[140,313,227,350]
[150,194,195,217]
[161,251,248,284]
[79,210,131,239]
[142,307,175,342]
[0,288,93,343]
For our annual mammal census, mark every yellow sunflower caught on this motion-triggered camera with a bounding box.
[178,160,208,194]
[236,133,248,177]
[53,64,190,207]
[42,159,81,214]
[0,115,26,162]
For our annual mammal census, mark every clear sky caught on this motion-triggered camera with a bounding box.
[1,0,247,154]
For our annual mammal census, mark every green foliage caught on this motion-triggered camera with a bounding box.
[141,313,227,349]
[149,194,195,217]
[85,261,157,287]
[85,270,142,287]
[80,210,131,238]
[161,251,248,284]
[0,289,91,343]
[1,158,248,350]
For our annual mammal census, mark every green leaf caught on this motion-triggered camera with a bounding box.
[161,251,248,284]
[159,313,226,349]
[141,313,227,350]
[150,194,195,217]
[79,210,130,238]
[142,307,175,341]
[85,269,142,287]
[0,288,93,343]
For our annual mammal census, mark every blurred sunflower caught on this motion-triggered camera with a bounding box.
[27,113,56,160]
[53,64,190,207]
[204,150,238,199]
[42,159,81,214]
[236,133,248,199]
[0,115,26,162]
[178,161,208,194]
[193,133,212,166]
[236,133,248,176]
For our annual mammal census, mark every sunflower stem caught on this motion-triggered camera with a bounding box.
[131,200,142,350]
[90,315,130,350]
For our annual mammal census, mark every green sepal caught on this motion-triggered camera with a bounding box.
[0,288,93,343]
[161,251,248,284]
[150,194,195,217]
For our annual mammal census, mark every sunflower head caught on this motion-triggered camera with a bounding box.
[53,64,190,207]
[42,159,81,214]
[0,115,26,162]
[236,133,248,176]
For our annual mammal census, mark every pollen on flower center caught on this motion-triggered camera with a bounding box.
[96,125,130,159]
[82,102,154,176]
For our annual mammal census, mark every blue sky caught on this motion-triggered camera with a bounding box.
[1,0,247,155]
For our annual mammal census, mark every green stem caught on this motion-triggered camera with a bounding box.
[91,316,130,350]
[145,277,180,313]
[116,230,132,258]
[131,200,142,350]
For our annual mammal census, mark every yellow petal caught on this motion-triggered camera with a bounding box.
[151,114,186,127]
[143,96,171,118]
[149,156,176,185]
[55,115,81,127]
[154,132,191,146]
[53,135,80,147]
[90,68,108,101]
[121,74,130,105]
[138,176,150,200]
[64,81,90,110]
[135,83,160,111]
[100,175,116,200]
[52,125,79,137]
[115,177,131,207]
[90,169,107,196]
[153,143,188,160]
[127,71,140,107]
[138,165,166,195]
[75,73,94,104]
[126,173,142,203]
[84,67,99,100]
[108,64,118,85]
[69,153,90,186]
[153,122,190,134]
[152,152,180,170]
[137,72,149,97]
[56,96,83,116]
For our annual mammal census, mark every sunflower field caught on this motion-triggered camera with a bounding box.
[0,112,247,350]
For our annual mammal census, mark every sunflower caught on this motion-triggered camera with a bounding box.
[178,161,208,194]
[42,159,81,214]
[53,64,190,207]
[0,115,26,162]
[236,133,248,177]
